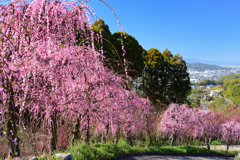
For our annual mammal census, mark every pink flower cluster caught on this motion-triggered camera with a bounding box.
[220,121,240,145]
[158,104,240,145]
[0,0,155,155]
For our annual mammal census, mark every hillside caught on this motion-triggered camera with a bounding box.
[185,58,240,66]
[218,74,240,84]
[187,62,232,71]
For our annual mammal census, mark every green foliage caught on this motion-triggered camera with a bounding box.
[218,91,223,97]
[111,32,145,79]
[210,140,223,145]
[186,97,201,108]
[175,145,236,156]
[219,78,240,105]
[144,48,162,68]
[92,19,119,69]
[91,19,191,107]
[205,96,213,102]
[191,88,205,95]
[196,79,220,86]
[211,86,222,90]
[144,135,150,147]
[209,97,228,110]
[206,74,240,105]
[92,19,145,91]
[218,74,240,85]
[92,19,112,36]
[201,79,218,86]
[235,153,240,160]
[118,137,128,146]
[37,142,237,160]
[142,48,191,106]
[94,19,146,77]
[224,83,240,105]
[141,48,165,104]
[223,79,240,91]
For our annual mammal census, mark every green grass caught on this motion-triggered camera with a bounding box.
[36,139,238,160]
[210,140,224,145]
[210,86,222,90]
[235,153,240,160]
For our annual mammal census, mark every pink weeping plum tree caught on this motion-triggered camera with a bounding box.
[220,121,240,151]
[158,104,191,146]
[93,90,155,145]
[212,104,240,125]
[158,104,240,150]
[0,0,155,158]
[158,104,218,149]
[191,108,217,150]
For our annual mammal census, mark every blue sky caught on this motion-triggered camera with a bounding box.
[1,0,240,64]
[87,0,240,63]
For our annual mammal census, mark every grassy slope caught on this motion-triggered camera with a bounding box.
[36,141,237,160]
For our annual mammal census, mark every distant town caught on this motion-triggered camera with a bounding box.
[187,63,240,83]
[187,63,240,110]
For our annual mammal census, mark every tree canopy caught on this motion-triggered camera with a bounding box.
[200,79,218,86]
[141,48,191,107]
[92,19,145,77]
[224,83,240,105]
[218,74,240,85]
[91,19,191,107]
[217,76,240,105]
[111,32,145,79]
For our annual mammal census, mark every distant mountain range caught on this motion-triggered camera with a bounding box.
[185,58,240,66]
[187,62,232,71]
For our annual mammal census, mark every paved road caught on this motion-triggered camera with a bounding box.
[121,155,235,160]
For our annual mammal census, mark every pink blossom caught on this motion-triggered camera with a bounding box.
[0,0,154,157]
[220,121,240,146]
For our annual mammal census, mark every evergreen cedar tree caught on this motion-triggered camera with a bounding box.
[92,19,191,106]
[92,19,145,91]
[0,0,154,157]
[141,48,191,106]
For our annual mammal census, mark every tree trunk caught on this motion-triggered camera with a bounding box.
[101,134,104,144]
[104,123,109,143]
[142,75,145,93]
[199,137,202,146]
[226,141,232,151]
[6,79,20,158]
[116,125,120,145]
[50,110,57,155]
[226,144,230,151]
[85,115,90,144]
[170,136,174,146]
[205,137,210,150]
[127,136,133,146]
[135,76,138,92]
[7,109,20,158]
[146,115,152,146]
[72,117,80,144]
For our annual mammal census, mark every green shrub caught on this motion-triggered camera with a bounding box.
[36,141,237,160]
[210,140,222,145]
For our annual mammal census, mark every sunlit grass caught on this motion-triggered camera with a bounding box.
[36,139,237,160]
